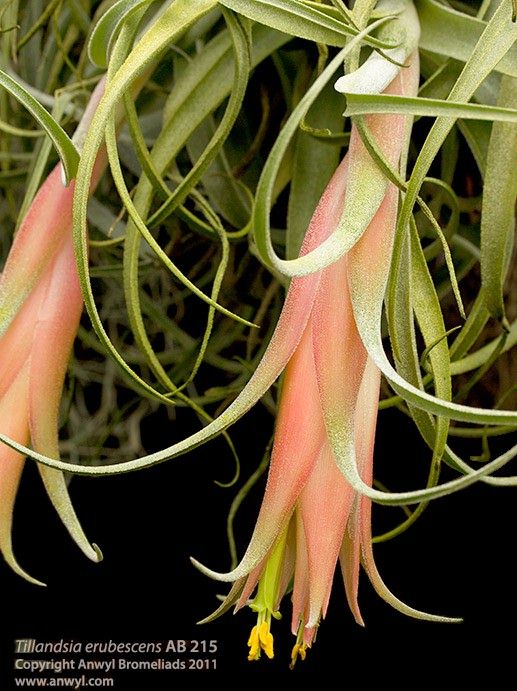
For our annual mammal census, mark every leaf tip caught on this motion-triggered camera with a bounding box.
[92,543,104,563]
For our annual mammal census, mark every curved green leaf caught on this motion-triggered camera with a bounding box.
[287,78,343,259]
[1,420,515,507]
[344,92,517,121]
[73,0,219,405]
[218,0,395,49]
[253,17,395,278]
[450,317,517,376]
[376,0,517,419]
[88,0,157,68]
[122,24,288,402]
[148,8,251,226]
[416,0,517,77]
[480,74,517,323]
[0,69,79,183]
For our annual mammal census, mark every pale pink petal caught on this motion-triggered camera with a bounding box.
[298,440,355,629]
[313,249,367,425]
[291,510,310,636]
[339,357,381,625]
[0,167,76,337]
[29,237,99,562]
[311,223,367,625]
[194,316,326,582]
[235,562,264,612]
[0,267,50,398]
[0,77,107,338]
[193,157,351,472]
[0,362,43,584]
[339,506,364,626]
[349,182,400,309]
[28,237,82,457]
[253,320,325,538]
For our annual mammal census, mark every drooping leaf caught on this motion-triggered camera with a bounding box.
[88,0,157,68]
[0,69,79,183]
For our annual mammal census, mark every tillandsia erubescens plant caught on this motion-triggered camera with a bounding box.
[1,0,517,668]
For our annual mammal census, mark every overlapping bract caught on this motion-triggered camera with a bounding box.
[194,54,459,663]
[0,83,107,583]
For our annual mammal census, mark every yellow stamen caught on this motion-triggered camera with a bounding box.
[258,621,274,659]
[246,528,289,662]
[247,619,275,661]
[289,642,308,669]
[290,619,310,669]
[247,625,260,661]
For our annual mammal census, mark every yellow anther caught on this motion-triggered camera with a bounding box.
[258,621,274,659]
[247,626,260,661]
[247,621,274,661]
[290,642,308,669]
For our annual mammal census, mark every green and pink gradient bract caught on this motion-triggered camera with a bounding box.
[0,80,107,583]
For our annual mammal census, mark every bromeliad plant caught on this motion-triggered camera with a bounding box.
[1,0,517,668]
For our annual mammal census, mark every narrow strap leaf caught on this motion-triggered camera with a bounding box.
[450,318,517,376]
[0,69,79,183]
[344,93,517,122]
[148,8,251,226]
[73,0,219,405]
[450,293,490,361]
[121,24,289,405]
[399,0,517,245]
[416,0,517,77]
[88,0,157,68]
[480,75,517,324]
[38,466,102,563]
[105,116,256,327]
[218,0,394,49]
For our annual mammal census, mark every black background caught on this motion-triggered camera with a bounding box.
[1,403,517,687]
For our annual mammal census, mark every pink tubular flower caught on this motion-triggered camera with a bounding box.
[193,52,459,664]
[0,80,106,583]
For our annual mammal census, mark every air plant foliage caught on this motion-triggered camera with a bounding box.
[0,0,516,668]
